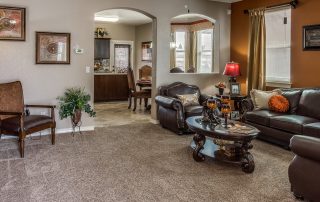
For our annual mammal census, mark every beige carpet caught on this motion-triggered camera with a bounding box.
[0,123,297,202]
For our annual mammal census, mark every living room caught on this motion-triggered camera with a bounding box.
[0,0,319,201]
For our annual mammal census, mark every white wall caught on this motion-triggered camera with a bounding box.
[0,0,231,129]
[95,22,136,41]
[135,23,153,70]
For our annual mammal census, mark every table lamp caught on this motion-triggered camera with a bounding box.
[223,62,240,83]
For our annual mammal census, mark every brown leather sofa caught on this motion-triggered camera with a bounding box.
[289,135,320,201]
[155,82,209,134]
[242,88,320,148]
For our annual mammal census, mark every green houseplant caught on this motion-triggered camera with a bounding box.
[57,87,96,127]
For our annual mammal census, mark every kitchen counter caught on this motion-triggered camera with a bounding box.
[94,72,127,75]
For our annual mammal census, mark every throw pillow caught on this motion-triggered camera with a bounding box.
[176,93,199,107]
[250,89,280,110]
[268,94,290,113]
[280,90,302,114]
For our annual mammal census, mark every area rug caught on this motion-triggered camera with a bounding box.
[0,123,297,202]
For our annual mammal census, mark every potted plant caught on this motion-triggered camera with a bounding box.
[57,87,96,128]
[215,82,226,95]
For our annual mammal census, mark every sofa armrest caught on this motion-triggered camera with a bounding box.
[290,135,320,162]
[155,96,183,110]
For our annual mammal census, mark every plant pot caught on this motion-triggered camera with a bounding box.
[219,88,224,95]
[71,109,82,126]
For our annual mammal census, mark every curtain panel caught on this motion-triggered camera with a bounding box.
[247,8,266,95]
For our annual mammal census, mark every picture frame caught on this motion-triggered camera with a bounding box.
[141,41,152,61]
[230,111,240,120]
[230,83,241,95]
[36,32,71,64]
[303,24,320,50]
[0,6,26,41]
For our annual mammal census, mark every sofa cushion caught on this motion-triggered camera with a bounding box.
[303,122,320,138]
[297,89,320,120]
[250,89,280,110]
[245,110,282,126]
[270,115,318,134]
[185,105,203,117]
[281,90,302,114]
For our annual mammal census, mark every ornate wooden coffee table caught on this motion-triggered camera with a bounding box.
[186,116,260,173]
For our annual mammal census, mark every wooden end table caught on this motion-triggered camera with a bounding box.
[186,116,260,173]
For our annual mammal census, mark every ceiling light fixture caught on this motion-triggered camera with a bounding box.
[94,16,119,22]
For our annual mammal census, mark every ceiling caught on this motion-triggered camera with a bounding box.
[95,9,152,26]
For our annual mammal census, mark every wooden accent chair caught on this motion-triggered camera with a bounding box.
[139,65,152,81]
[0,81,56,158]
[127,68,151,111]
[138,65,152,105]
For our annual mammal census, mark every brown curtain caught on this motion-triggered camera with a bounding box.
[247,8,266,95]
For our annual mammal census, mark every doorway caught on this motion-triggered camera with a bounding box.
[93,8,156,127]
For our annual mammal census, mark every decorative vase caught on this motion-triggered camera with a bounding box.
[71,109,82,126]
[219,88,224,95]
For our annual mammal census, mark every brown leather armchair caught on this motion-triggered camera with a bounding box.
[289,135,320,201]
[0,81,56,158]
[155,82,210,134]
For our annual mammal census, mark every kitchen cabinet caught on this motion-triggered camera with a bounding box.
[94,74,129,102]
[94,38,110,59]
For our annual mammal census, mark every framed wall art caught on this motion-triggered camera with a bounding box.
[303,24,320,50]
[141,41,152,61]
[36,32,70,64]
[0,6,26,41]
[230,83,241,95]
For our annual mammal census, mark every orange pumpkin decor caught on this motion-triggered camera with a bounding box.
[268,95,290,113]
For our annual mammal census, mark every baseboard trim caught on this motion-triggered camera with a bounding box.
[0,126,95,139]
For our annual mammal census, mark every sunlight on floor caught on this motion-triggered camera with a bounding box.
[94,101,153,127]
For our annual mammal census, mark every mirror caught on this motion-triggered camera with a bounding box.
[170,14,216,74]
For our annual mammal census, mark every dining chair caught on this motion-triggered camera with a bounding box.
[138,65,152,105]
[127,67,151,111]
[0,81,56,158]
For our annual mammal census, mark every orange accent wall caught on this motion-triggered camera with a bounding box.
[231,0,320,93]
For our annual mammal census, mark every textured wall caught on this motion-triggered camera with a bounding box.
[231,0,320,93]
[0,0,230,129]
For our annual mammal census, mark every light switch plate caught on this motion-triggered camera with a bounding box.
[86,66,91,73]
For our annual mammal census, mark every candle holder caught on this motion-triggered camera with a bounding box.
[202,97,221,125]
[220,95,232,128]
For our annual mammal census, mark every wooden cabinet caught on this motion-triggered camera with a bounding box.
[94,38,110,59]
[94,74,129,102]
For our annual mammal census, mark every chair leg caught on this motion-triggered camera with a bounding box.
[144,98,148,109]
[128,95,132,109]
[133,98,137,111]
[51,127,55,145]
[19,138,25,158]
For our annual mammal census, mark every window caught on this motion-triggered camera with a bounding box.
[197,29,213,73]
[265,7,291,84]
[175,31,186,70]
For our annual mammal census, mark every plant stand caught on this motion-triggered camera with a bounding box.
[71,110,82,136]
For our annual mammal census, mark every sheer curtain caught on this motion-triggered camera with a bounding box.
[247,8,266,95]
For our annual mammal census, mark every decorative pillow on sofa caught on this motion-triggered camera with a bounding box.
[268,94,290,113]
[280,90,302,114]
[250,89,280,110]
[177,93,199,107]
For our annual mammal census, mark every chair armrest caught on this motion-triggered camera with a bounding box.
[290,135,320,162]
[0,111,23,116]
[200,94,211,105]
[155,95,183,110]
[25,104,56,108]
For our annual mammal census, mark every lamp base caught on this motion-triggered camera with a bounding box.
[229,77,237,83]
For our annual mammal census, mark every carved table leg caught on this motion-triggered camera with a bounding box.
[193,133,206,162]
[241,141,255,173]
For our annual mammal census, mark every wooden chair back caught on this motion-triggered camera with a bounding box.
[0,81,24,120]
[139,65,152,80]
[127,67,136,93]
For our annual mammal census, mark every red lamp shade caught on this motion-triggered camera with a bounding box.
[223,62,240,77]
